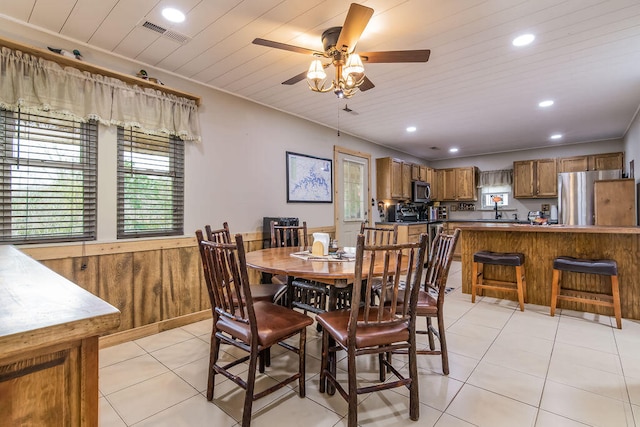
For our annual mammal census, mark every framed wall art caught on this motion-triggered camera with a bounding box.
[286,151,333,203]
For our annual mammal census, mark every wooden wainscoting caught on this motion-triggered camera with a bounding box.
[19,226,335,347]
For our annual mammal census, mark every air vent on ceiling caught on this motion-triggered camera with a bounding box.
[430,146,440,150]
[139,20,191,44]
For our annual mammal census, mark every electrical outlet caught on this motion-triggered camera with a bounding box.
[541,203,550,211]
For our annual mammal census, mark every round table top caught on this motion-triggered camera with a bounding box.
[245,246,359,281]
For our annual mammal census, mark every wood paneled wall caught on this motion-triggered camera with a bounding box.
[19,226,334,345]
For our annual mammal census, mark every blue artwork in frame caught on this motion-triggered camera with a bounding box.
[286,151,333,203]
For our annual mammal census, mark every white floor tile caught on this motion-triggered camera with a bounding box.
[100,353,170,395]
[106,371,199,425]
[100,341,146,368]
[467,360,545,406]
[446,383,537,427]
[131,394,236,427]
[534,409,591,426]
[134,328,197,353]
[540,380,635,427]
[150,337,210,370]
[547,357,628,401]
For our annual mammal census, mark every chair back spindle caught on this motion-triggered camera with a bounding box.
[271,221,308,248]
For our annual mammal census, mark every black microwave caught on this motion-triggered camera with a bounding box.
[412,181,431,203]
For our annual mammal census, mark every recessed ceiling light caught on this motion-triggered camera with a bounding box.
[550,134,563,140]
[538,100,554,107]
[449,148,459,153]
[162,7,185,23]
[406,126,416,132]
[512,34,535,47]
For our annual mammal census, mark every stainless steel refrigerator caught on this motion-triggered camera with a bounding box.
[557,170,622,225]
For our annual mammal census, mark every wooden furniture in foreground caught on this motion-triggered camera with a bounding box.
[316,233,428,427]
[412,229,459,375]
[550,257,621,329]
[197,234,313,427]
[458,223,640,321]
[594,179,636,226]
[0,245,120,426]
[472,251,527,311]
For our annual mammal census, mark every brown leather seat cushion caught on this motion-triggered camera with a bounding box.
[553,256,617,276]
[216,301,313,348]
[249,283,286,302]
[474,251,524,266]
[316,308,409,349]
[396,289,438,316]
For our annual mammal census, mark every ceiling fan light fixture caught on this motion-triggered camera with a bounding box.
[307,59,326,81]
[343,53,364,75]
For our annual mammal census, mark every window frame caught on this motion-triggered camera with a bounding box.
[0,108,98,244]
[116,127,184,239]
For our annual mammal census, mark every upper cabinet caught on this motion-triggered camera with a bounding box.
[589,152,624,171]
[559,152,624,172]
[513,159,557,198]
[438,166,478,201]
[376,157,412,201]
[558,156,588,172]
[402,162,412,199]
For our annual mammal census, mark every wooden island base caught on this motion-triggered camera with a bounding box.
[458,224,640,320]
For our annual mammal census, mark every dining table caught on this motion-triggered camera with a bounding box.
[244,246,359,312]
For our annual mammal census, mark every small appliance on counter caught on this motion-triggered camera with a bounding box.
[387,203,420,222]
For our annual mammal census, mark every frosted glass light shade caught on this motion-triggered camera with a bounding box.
[307,60,326,80]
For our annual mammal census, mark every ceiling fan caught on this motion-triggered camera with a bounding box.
[252,3,430,98]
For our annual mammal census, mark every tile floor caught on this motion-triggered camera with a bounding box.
[99,261,640,426]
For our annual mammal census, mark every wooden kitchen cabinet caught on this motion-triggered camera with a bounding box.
[377,223,427,244]
[559,156,589,172]
[419,165,429,182]
[440,166,478,201]
[432,169,444,201]
[558,152,623,172]
[402,162,412,199]
[376,157,403,200]
[589,152,624,171]
[411,163,420,181]
[513,159,557,198]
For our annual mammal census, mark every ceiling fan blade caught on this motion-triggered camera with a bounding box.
[359,50,431,63]
[336,3,374,53]
[282,70,309,85]
[359,76,375,92]
[252,38,319,56]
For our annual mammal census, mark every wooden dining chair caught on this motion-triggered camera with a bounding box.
[197,232,313,427]
[393,229,460,375]
[270,220,330,313]
[201,224,285,304]
[360,222,398,245]
[361,223,399,305]
[316,233,428,427]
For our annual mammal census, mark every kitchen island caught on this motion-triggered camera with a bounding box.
[456,223,640,320]
[0,245,121,425]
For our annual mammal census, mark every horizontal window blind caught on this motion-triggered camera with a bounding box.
[117,127,184,238]
[0,109,97,244]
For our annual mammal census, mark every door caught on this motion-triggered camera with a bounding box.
[335,146,371,248]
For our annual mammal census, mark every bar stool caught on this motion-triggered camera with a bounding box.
[472,251,526,311]
[550,256,621,329]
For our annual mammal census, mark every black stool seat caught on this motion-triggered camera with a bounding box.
[473,251,524,267]
[553,256,617,276]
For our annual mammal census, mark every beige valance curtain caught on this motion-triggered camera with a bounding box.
[478,169,513,187]
[0,47,200,141]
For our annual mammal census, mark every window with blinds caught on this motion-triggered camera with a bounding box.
[0,109,97,244]
[117,127,184,238]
